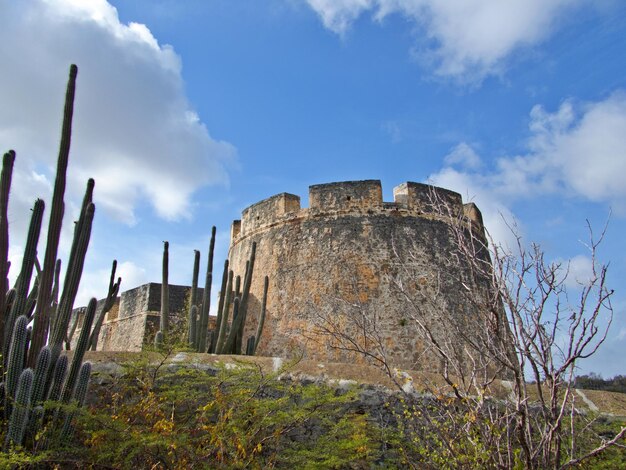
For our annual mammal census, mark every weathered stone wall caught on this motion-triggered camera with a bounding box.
[228,180,501,373]
[72,283,204,351]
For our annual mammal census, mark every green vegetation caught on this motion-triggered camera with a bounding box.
[29,354,382,469]
[575,374,626,394]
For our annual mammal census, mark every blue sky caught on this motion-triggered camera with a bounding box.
[1,0,625,376]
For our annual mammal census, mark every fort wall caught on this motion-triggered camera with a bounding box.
[73,179,500,376]
[71,283,202,351]
[228,180,495,372]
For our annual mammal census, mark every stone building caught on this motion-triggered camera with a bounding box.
[79,179,508,376]
[229,180,506,373]
[71,283,202,351]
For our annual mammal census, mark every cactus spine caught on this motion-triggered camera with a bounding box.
[4,368,33,449]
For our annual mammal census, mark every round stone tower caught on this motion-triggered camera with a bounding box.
[228,180,503,373]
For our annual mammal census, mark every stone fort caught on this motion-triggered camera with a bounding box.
[77,180,504,374]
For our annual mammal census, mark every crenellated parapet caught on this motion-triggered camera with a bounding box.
[227,178,501,373]
[309,180,383,212]
[233,180,483,241]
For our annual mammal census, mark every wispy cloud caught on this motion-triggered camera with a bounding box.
[428,92,626,245]
[305,0,585,83]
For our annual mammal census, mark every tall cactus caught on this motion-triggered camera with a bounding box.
[50,201,95,350]
[0,65,106,451]
[60,298,96,405]
[198,226,216,352]
[252,276,269,355]
[221,297,241,354]
[236,242,256,352]
[188,305,198,348]
[215,270,234,354]
[188,250,200,348]
[5,315,28,415]
[46,354,68,403]
[59,361,91,441]
[4,200,44,367]
[211,259,229,353]
[4,368,34,449]
[29,64,78,367]
[89,260,121,350]
[160,241,169,337]
[0,150,15,355]
[27,346,51,438]
[31,345,51,405]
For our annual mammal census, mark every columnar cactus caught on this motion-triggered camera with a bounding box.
[236,242,256,352]
[252,276,269,355]
[245,336,255,356]
[0,65,106,451]
[222,297,241,354]
[60,298,96,404]
[160,241,169,337]
[59,361,91,441]
[215,270,234,354]
[50,202,95,350]
[4,200,44,366]
[0,150,15,354]
[89,260,121,350]
[31,346,51,405]
[29,64,78,367]
[189,305,198,348]
[4,368,33,449]
[5,315,29,415]
[198,226,216,352]
[46,354,68,403]
[211,259,229,353]
[188,250,200,347]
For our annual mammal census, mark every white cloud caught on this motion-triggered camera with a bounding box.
[483,93,626,210]
[444,142,482,169]
[76,260,148,307]
[0,0,236,226]
[305,0,584,82]
[562,255,594,289]
[307,0,375,35]
[429,92,626,245]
